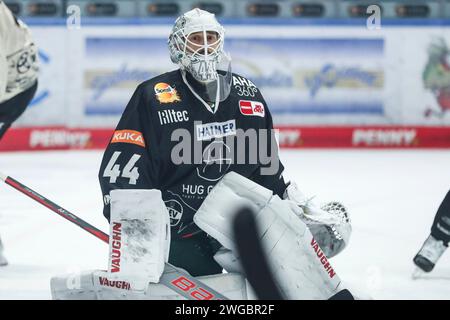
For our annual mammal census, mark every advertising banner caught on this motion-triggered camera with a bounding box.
[3,126,450,151]
[3,19,450,150]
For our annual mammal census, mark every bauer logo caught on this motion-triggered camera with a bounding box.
[171,276,215,300]
[239,100,265,117]
[352,129,417,147]
[110,222,122,273]
[154,82,181,104]
[111,130,146,147]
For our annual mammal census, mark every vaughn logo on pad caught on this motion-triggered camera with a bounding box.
[239,100,265,117]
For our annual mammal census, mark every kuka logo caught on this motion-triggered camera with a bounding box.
[154,82,181,104]
[111,130,146,147]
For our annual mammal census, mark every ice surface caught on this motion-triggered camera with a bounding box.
[1,149,450,299]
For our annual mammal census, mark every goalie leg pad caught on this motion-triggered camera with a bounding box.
[194,172,273,251]
[195,172,344,299]
[109,189,170,288]
[0,236,7,266]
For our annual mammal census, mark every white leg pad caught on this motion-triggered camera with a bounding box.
[194,172,344,299]
[194,172,273,251]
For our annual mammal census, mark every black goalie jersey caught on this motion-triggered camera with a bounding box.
[99,69,287,241]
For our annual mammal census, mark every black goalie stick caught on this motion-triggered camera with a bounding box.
[233,206,284,300]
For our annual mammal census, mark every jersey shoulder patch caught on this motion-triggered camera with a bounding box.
[230,73,261,99]
[139,70,183,105]
[231,73,258,88]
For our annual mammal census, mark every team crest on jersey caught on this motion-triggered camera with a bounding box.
[111,130,146,147]
[154,83,181,104]
[239,100,265,117]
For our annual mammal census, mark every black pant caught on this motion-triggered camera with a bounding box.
[169,232,223,277]
[0,81,38,140]
[431,189,450,245]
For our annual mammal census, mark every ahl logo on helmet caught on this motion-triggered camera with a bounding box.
[154,83,181,104]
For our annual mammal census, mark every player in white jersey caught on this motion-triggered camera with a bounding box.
[0,0,39,140]
[0,1,39,266]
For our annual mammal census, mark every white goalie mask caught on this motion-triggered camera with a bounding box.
[168,8,226,83]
